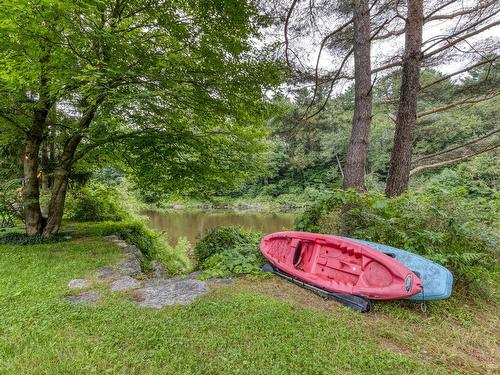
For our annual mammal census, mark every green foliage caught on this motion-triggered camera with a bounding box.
[95,221,191,274]
[65,183,129,222]
[0,232,68,245]
[195,225,261,263]
[230,68,499,203]
[195,225,263,278]
[200,243,265,279]
[0,178,21,228]
[296,189,499,296]
[420,154,499,199]
[156,236,193,275]
[0,0,283,206]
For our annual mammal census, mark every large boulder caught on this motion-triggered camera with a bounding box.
[110,276,141,291]
[136,279,209,308]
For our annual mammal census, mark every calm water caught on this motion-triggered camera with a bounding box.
[144,209,296,245]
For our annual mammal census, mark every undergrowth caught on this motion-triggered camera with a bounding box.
[92,221,192,275]
[296,188,500,298]
[195,226,264,278]
[0,232,69,245]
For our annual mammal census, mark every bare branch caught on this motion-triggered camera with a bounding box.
[379,56,499,104]
[409,143,500,176]
[412,127,500,164]
[423,19,500,57]
[417,91,500,118]
[372,59,402,74]
[424,0,459,21]
[303,48,354,121]
[308,17,354,110]
[284,0,299,69]
[425,0,498,21]
[421,56,499,91]
[373,19,500,74]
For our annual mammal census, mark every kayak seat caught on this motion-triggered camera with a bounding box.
[292,241,302,268]
[294,241,315,272]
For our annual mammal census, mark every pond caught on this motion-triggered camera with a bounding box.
[143,209,296,245]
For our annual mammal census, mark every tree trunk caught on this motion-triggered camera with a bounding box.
[385,0,423,197]
[342,0,372,190]
[43,168,70,236]
[23,43,53,235]
[43,132,83,236]
[23,113,45,235]
[22,134,43,236]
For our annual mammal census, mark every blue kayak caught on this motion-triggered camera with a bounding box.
[347,238,453,301]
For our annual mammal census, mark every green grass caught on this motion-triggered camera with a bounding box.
[0,223,498,374]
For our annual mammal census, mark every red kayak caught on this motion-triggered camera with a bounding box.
[260,231,422,300]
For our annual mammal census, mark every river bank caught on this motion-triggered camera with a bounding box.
[151,195,314,212]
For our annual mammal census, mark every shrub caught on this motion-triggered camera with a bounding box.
[0,178,22,228]
[195,225,264,278]
[296,189,499,296]
[95,221,192,275]
[200,243,264,279]
[65,183,128,222]
[195,225,261,263]
[0,232,68,245]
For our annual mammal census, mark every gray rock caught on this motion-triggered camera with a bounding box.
[126,244,144,260]
[187,271,202,279]
[68,278,92,289]
[115,241,129,249]
[143,277,176,288]
[63,235,72,240]
[207,278,233,285]
[96,252,142,281]
[110,276,141,291]
[66,291,100,305]
[96,266,121,281]
[137,279,209,308]
[150,260,167,278]
[103,235,120,241]
[116,255,142,277]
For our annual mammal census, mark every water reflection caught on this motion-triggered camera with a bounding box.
[144,209,295,245]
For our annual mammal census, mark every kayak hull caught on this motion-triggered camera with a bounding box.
[260,231,423,300]
[348,238,453,301]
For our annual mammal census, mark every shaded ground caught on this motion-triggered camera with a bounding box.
[0,222,498,374]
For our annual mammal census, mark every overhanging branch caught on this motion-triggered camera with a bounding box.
[417,91,500,118]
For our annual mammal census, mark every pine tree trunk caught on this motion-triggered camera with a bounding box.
[385,0,424,197]
[342,0,372,190]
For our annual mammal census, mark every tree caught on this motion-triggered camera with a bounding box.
[278,0,396,190]
[385,0,423,196]
[0,0,281,236]
[381,0,500,195]
[342,0,372,190]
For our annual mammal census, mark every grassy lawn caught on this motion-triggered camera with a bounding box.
[0,223,498,374]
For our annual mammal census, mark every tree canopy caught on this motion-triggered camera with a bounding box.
[0,0,282,234]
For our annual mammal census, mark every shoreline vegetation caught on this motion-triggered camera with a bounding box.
[150,197,313,212]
